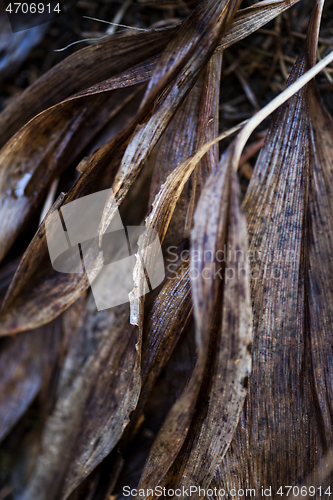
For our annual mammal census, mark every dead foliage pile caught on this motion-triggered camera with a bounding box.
[1,0,333,499]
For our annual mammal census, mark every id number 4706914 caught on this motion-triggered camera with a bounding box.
[276,486,332,496]
[5,2,61,14]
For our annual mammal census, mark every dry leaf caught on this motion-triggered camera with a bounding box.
[0,86,141,263]
[0,322,58,442]
[19,300,140,500]
[135,148,252,498]
[214,4,333,492]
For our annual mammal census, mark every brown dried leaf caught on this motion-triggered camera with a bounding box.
[0,85,141,263]
[140,251,192,412]
[172,162,251,498]
[185,50,222,231]
[215,5,333,492]
[20,300,140,500]
[122,245,193,441]
[148,72,205,247]
[129,141,218,328]
[135,148,251,498]
[0,114,136,334]
[0,319,61,443]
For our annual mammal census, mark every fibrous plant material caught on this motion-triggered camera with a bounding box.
[1,0,333,499]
